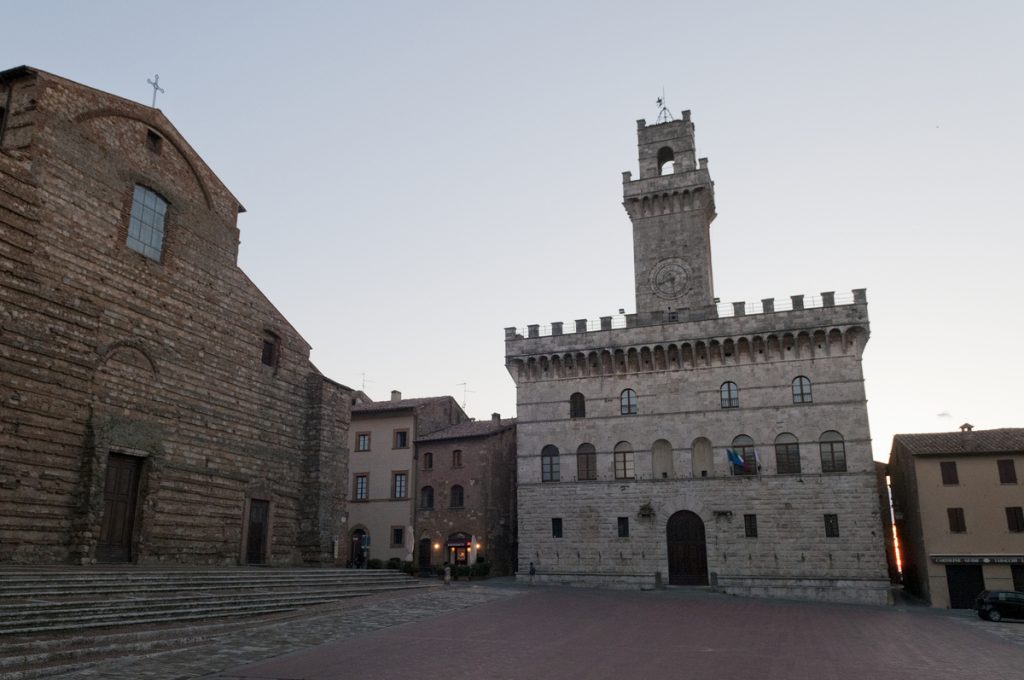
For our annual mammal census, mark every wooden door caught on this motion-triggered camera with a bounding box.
[246,499,270,564]
[97,453,142,563]
[945,564,985,609]
[418,537,432,569]
[667,510,708,585]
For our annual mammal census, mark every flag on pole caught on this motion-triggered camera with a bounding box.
[727,449,744,467]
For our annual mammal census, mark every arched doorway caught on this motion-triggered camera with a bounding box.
[350,528,367,568]
[418,537,432,571]
[666,511,708,585]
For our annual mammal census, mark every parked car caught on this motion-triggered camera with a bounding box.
[974,590,1024,622]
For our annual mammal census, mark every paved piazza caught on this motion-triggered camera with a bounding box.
[53,582,1024,680]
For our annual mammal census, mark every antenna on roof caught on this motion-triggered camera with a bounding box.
[360,372,374,391]
[455,382,475,410]
[147,74,165,108]
[655,87,674,124]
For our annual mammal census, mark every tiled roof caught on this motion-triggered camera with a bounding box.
[893,428,1024,456]
[417,419,516,442]
[352,396,455,414]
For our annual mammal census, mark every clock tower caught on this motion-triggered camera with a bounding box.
[623,111,717,319]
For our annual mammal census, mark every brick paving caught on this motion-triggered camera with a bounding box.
[48,583,1024,680]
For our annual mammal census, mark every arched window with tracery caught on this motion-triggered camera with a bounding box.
[576,443,596,481]
[774,433,801,474]
[614,441,635,479]
[730,434,756,475]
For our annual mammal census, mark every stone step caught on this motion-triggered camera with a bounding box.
[0,576,414,598]
[0,568,411,584]
[0,583,430,626]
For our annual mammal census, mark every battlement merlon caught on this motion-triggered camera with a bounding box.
[504,289,869,363]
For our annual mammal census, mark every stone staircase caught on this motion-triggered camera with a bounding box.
[0,567,434,678]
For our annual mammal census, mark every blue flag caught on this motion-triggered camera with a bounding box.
[727,449,744,466]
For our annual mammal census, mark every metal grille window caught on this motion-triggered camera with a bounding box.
[792,376,812,404]
[819,431,847,473]
[551,518,563,538]
[774,433,802,474]
[576,443,597,481]
[1007,507,1024,533]
[824,513,840,538]
[569,392,586,418]
[617,517,629,538]
[354,475,368,501]
[126,185,167,261]
[998,459,1017,484]
[744,514,758,538]
[614,442,634,479]
[620,389,638,415]
[720,381,739,408]
[541,445,560,482]
[420,486,434,510]
[450,485,464,509]
[392,473,407,499]
[948,507,966,533]
[940,461,958,485]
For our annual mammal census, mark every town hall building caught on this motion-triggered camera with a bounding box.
[505,112,890,604]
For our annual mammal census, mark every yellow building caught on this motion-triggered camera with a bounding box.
[889,425,1024,608]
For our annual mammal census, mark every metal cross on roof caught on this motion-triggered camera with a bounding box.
[147,74,165,108]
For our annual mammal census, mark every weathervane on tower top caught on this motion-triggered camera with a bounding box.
[655,88,674,124]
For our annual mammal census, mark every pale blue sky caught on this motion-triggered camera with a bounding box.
[7,1,1023,459]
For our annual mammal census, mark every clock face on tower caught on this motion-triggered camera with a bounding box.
[649,258,692,300]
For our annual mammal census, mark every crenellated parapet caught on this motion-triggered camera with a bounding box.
[505,289,868,383]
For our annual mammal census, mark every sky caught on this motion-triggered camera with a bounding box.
[6,1,1023,460]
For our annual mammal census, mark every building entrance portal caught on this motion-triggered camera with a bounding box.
[447,532,472,565]
[946,564,985,609]
[667,510,708,585]
[97,453,142,563]
[245,499,270,564]
[350,529,368,568]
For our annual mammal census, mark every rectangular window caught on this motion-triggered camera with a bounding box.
[947,507,966,533]
[354,474,368,501]
[744,514,758,538]
[393,430,409,449]
[392,472,408,499]
[452,450,462,468]
[356,433,370,452]
[617,516,629,538]
[261,333,279,367]
[1007,507,1024,533]
[126,185,167,261]
[391,526,404,547]
[551,518,563,538]
[577,451,597,481]
[423,452,433,469]
[824,514,840,538]
[614,451,635,480]
[998,459,1018,484]
[940,461,958,485]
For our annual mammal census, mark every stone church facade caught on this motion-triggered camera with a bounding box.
[506,113,890,604]
[0,66,351,566]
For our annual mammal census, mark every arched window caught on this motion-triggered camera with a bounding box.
[819,431,847,473]
[774,433,801,474]
[126,185,168,261]
[569,392,586,418]
[541,445,560,482]
[576,443,596,481]
[691,437,714,478]
[614,441,635,479]
[652,439,674,479]
[450,485,465,508]
[730,434,756,476]
[620,389,638,415]
[420,486,434,510]
[720,382,739,408]
[792,376,812,404]
[452,449,462,468]
[423,452,433,470]
[657,146,675,175]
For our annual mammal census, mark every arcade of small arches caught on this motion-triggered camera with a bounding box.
[536,430,849,482]
[418,484,464,510]
[623,186,707,219]
[508,326,865,383]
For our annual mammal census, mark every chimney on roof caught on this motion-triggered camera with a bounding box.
[960,423,973,432]
[391,390,402,402]
[492,413,500,422]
